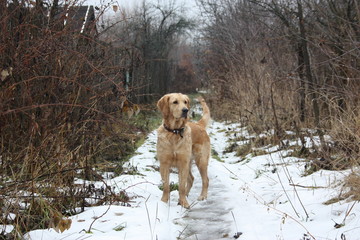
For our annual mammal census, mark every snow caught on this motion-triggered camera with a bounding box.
[24,118,360,240]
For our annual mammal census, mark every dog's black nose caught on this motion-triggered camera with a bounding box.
[181,108,189,118]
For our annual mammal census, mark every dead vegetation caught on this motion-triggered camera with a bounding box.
[0,1,162,237]
[344,173,360,202]
[198,0,360,201]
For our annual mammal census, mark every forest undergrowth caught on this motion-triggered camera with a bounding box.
[206,93,360,205]
[197,0,360,206]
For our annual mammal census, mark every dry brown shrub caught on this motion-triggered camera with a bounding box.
[345,173,360,201]
[0,1,151,237]
[329,112,360,165]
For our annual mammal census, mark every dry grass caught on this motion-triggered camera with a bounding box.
[328,110,360,167]
[344,173,360,201]
[323,173,360,205]
[204,93,360,202]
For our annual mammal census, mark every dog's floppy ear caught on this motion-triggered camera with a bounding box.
[185,95,190,109]
[157,95,170,118]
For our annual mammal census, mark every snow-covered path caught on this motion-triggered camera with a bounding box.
[25,119,360,240]
[174,164,234,240]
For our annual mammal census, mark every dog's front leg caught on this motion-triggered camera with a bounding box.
[178,158,190,209]
[160,163,170,203]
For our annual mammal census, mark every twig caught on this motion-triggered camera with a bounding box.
[1,167,87,191]
[268,153,301,218]
[86,204,112,233]
[122,181,157,191]
[277,153,310,220]
[189,200,198,209]
[222,159,315,239]
[231,211,239,233]
[243,185,316,240]
[0,103,114,119]
[289,183,326,189]
[342,201,357,225]
[145,195,153,240]
[177,225,188,239]
[152,203,159,239]
[222,164,238,179]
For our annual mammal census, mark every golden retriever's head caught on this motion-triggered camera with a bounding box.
[157,93,190,120]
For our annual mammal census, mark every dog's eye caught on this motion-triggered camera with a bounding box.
[184,101,188,104]
[173,100,178,104]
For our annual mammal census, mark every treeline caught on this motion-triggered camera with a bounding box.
[197,0,360,167]
[0,0,195,236]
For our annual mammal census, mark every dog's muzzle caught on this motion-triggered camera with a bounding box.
[181,108,189,118]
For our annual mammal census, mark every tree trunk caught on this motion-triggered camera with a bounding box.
[297,42,306,123]
[297,0,325,146]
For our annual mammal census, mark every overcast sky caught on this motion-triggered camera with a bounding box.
[83,0,200,18]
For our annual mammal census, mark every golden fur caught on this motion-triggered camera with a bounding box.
[156,93,210,208]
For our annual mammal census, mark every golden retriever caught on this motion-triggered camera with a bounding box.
[156,93,210,208]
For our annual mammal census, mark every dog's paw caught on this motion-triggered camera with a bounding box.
[178,199,190,209]
[197,195,207,201]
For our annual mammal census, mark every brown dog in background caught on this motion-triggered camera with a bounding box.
[156,93,210,208]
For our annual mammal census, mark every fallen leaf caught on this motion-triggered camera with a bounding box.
[58,219,72,233]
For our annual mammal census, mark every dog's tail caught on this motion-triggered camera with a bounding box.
[197,97,210,128]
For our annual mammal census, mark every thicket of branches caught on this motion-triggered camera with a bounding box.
[0,0,197,236]
[0,1,160,237]
[197,0,360,170]
[101,1,199,102]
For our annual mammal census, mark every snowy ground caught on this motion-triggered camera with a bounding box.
[25,119,360,240]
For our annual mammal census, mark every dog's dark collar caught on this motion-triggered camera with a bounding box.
[163,124,185,138]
